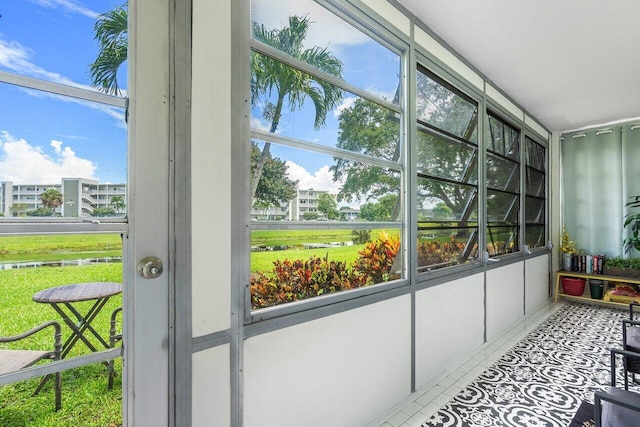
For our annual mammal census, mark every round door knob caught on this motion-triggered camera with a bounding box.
[137,256,163,279]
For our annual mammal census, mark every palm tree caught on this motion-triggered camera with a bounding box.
[89,4,128,96]
[110,195,126,213]
[39,189,63,210]
[251,15,343,200]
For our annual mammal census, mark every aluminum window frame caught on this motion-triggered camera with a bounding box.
[247,0,410,323]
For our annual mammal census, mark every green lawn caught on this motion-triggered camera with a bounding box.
[251,228,403,272]
[251,243,367,272]
[0,239,123,426]
[0,234,123,263]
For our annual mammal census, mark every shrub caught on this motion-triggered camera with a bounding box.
[250,232,401,310]
[417,239,466,267]
[352,230,400,285]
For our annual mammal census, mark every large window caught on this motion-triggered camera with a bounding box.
[415,66,479,271]
[249,0,404,311]
[485,112,521,257]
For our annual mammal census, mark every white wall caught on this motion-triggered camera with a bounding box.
[525,254,550,314]
[415,273,484,388]
[243,296,412,427]
[486,262,525,340]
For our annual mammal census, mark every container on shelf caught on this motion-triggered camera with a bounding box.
[589,279,604,299]
[562,277,586,296]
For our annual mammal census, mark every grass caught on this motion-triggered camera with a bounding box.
[251,244,367,272]
[250,228,400,272]
[251,228,395,247]
[0,239,123,426]
[0,235,123,263]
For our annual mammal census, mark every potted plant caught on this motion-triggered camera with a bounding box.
[624,195,640,254]
[559,226,577,271]
[604,257,640,278]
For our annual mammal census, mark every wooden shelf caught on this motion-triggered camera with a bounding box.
[554,271,640,308]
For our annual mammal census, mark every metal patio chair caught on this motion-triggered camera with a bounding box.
[621,302,640,388]
[595,347,640,426]
[0,320,62,411]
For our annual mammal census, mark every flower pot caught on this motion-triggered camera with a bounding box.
[562,277,586,296]
[603,265,640,279]
[562,253,572,271]
[589,279,604,299]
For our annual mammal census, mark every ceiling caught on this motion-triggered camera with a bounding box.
[396,0,640,133]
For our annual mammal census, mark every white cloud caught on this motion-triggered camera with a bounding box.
[250,116,272,132]
[20,87,127,129]
[0,39,84,88]
[0,131,97,184]
[50,140,63,153]
[28,0,98,18]
[0,38,128,98]
[285,161,342,194]
[333,96,357,118]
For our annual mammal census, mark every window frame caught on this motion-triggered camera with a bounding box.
[246,0,411,323]
[484,109,522,258]
[414,61,483,275]
[523,131,549,252]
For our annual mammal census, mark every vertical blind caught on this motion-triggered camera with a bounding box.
[562,121,640,257]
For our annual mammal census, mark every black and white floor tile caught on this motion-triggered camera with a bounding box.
[421,303,633,427]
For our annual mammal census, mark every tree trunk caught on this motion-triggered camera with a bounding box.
[250,95,284,201]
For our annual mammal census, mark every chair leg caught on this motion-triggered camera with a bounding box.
[108,359,115,390]
[54,371,61,411]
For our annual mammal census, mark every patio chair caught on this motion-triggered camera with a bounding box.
[594,347,640,426]
[0,320,62,411]
[108,306,123,390]
[622,302,640,388]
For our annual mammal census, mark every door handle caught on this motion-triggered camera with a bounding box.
[137,257,163,279]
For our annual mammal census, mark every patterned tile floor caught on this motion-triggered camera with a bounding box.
[372,302,636,427]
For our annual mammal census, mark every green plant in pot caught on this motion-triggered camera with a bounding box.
[604,257,640,278]
[624,195,640,254]
[559,226,577,271]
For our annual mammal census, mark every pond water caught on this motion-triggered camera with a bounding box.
[0,256,123,270]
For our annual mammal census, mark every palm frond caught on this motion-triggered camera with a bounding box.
[90,4,128,96]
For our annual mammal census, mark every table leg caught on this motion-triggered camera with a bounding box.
[34,297,114,395]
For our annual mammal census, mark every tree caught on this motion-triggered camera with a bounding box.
[432,202,452,219]
[317,193,339,220]
[250,15,343,201]
[302,212,319,221]
[9,203,28,217]
[26,207,56,217]
[39,189,63,211]
[94,207,118,217]
[331,99,401,220]
[359,195,397,221]
[250,142,297,207]
[89,4,128,95]
[110,196,126,213]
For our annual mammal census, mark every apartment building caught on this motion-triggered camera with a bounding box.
[0,178,126,217]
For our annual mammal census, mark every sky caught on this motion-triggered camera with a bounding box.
[251,0,401,203]
[0,0,127,185]
[0,0,400,197]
